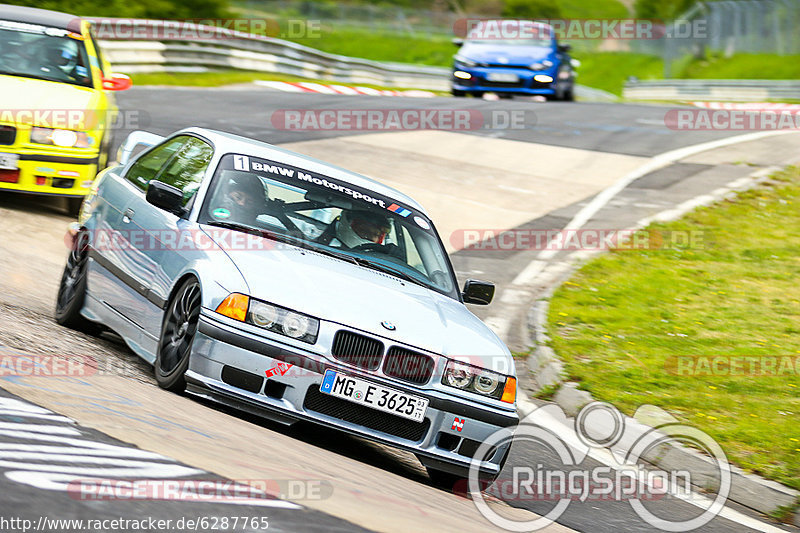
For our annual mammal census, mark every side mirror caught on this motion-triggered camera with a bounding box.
[146,180,184,215]
[462,279,495,305]
[116,131,165,166]
[557,43,571,53]
[570,58,581,69]
[102,72,132,91]
[452,37,464,47]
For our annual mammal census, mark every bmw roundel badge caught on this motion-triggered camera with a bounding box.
[381,321,396,331]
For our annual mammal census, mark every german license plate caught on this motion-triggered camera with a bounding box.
[486,72,519,83]
[320,370,428,423]
[0,153,18,170]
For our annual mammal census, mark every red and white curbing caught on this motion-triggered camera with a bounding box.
[692,101,800,111]
[254,80,437,98]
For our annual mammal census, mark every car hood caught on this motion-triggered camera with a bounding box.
[203,227,511,366]
[458,43,554,66]
[0,75,101,127]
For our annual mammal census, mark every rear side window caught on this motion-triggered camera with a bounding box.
[125,137,187,191]
[157,137,214,205]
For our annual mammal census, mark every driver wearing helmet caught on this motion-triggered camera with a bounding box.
[42,39,87,82]
[333,210,391,249]
[212,172,267,224]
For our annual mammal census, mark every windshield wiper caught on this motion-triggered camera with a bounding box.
[351,256,429,288]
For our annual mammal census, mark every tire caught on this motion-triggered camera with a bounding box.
[66,197,84,218]
[55,230,101,334]
[451,89,466,97]
[155,278,201,392]
[563,85,575,101]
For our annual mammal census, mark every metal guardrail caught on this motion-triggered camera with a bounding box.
[623,79,800,101]
[96,19,451,91]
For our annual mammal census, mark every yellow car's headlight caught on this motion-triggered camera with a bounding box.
[30,127,92,148]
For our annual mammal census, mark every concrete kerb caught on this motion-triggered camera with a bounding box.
[520,164,800,522]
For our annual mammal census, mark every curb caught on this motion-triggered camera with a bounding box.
[522,164,800,523]
[253,80,437,97]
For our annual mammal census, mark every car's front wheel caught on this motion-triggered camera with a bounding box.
[451,88,466,97]
[55,230,101,334]
[155,278,201,392]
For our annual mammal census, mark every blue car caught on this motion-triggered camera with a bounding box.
[451,20,576,100]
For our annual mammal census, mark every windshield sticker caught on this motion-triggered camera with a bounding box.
[212,207,231,219]
[234,154,431,230]
[387,204,411,217]
[233,155,249,171]
[414,216,431,230]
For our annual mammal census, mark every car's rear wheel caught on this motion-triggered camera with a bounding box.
[66,197,83,217]
[155,278,201,392]
[55,230,101,334]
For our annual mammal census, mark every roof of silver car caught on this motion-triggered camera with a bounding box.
[184,127,427,215]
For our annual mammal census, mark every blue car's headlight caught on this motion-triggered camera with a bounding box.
[216,293,320,344]
[454,55,478,68]
[529,60,554,71]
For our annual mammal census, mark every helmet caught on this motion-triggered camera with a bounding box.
[215,171,267,222]
[336,210,391,248]
[44,39,78,74]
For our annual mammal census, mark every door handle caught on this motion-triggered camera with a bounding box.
[122,208,135,224]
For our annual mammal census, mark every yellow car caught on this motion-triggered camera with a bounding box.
[0,5,131,215]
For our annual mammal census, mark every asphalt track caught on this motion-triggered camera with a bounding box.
[0,86,797,533]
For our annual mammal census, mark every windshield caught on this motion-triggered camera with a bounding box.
[0,19,93,88]
[200,154,459,299]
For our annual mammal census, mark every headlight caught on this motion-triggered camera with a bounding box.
[444,361,473,388]
[529,60,553,70]
[282,312,311,339]
[30,127,92,148]
[534,74,554,83]
[216,293,320,344]
[454,55,477,68]
[442,359,515,402]
[250,301,278,328]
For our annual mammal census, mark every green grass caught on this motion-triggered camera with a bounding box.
[559,0,630,19]
[547,166,800,490]
[571,52,663,95]
[289,27,456,66]
[680,52,800,80]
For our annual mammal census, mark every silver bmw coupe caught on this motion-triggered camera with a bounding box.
[55,127,519,486]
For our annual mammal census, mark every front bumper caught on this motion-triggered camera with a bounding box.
[452,66,560,95]
[189,312,519,480]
